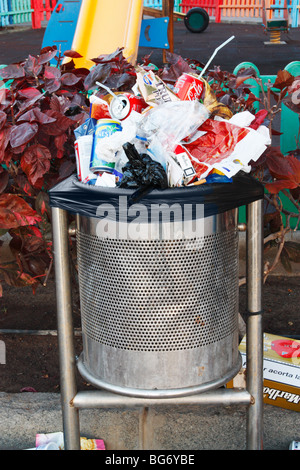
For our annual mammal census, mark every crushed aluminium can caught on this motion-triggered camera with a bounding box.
[110,93,147,120]
[90,119,122,173]
[174,73,204,102]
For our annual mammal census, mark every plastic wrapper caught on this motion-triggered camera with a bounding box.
[35,432,105,451]
[136,66,179,106]
[184,112,270,179]
[201,78,233,120]
[49,172,264,222]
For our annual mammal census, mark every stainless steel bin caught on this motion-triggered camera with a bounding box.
[76,205,241,398]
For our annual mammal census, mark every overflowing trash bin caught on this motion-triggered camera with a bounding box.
[49,62,265,397]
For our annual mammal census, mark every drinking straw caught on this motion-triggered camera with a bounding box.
[198,35,235,78]
[96,81,121,101]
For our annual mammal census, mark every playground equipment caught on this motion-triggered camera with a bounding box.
[42,0,210,68]
[42,0,82,60]
[183,7,210,32]
[64,0,144,68]
[262,0,289,43]
[42,0,171,67]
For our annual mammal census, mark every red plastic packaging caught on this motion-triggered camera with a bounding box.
[184,119,250,178]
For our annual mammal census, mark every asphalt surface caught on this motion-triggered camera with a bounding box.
[0,20,299,74]
[0,19,300,452]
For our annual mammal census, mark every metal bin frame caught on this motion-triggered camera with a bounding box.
[51,198,264,450]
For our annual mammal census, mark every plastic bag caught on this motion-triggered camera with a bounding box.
[138,100,210,154]
[91,112,143,166]
[117,142,168,202]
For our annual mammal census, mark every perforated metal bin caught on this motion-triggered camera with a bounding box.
[76,203,241,398]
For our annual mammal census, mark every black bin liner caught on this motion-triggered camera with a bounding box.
[49,172,264,222]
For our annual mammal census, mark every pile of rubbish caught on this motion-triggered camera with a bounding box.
[74,61,270,197]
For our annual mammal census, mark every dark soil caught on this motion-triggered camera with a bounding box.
[0,275,299,394]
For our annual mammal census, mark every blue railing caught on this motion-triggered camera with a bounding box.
[143,0,182,11]
[0,0,33,27]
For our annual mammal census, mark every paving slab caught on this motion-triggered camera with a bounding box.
[0,392,298,450]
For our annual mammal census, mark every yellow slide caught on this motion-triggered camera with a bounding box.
[70,0,144,69]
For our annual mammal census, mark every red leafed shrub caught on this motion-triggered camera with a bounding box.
[1,46,300,295]
[0,46,136,296]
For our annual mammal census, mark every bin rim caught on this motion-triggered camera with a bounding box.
[48,172,264,220]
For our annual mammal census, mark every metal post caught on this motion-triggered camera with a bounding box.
[246,199,264,450]
[51,207,81,450]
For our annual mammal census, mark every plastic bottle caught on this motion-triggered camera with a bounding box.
[113,149,128,181]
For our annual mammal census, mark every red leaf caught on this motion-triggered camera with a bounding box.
[273,70,294,91]
[43,65,61,93]
[0,263,39,292]
[17,108,57,125]
[15,174,36,196]
[267,153,300,184]
[35,191,50,217]
[265,179,297,194]
[0,193,41,229]
[0,110,7,130]
[21,144,52,188]
[61,72,81,86]
[24,55,43,76]
[0,64,25,79]
[17,87,42,100]
[15,92,45,117]
[42,110,74,136]
[0,167,9,194]
[54,133,67,158]
[0,126,11,163]
[38,47,58,65]
[9,225,45,255]
[44,65,61,80]
[49,94,69,113]
[10,122,38,148]
[63,50,83,59]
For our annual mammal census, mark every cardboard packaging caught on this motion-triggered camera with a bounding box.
[227,333,300,412]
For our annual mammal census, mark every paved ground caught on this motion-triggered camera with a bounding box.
[0,20,299,74]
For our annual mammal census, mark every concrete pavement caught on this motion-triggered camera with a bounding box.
[0,392,298,450]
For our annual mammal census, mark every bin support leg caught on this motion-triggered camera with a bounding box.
[246,199,264,450]
[52,207,81,450]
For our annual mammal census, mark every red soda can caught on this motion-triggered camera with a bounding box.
[110,93,147,120]
[174,73,204,101]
